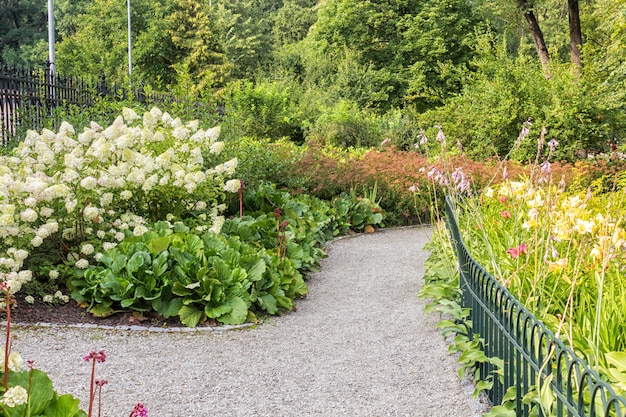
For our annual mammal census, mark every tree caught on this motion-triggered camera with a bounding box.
[213,0,274,80]
[568,0,582,68]
[168,0,229,92]
[514,0,551,76]
[581,0,626,130]
[57,0,179,86]
[272,0,317,47]
[308,0,479,111]
[0,0,47,66]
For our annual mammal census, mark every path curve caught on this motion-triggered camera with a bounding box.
[13,227,487,416]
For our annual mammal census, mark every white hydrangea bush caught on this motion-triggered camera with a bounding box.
[0,107,239,289]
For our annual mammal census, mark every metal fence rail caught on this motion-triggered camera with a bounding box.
[445,196,626,417]
[0,62,181,146]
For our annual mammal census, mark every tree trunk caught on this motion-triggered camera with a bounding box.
[568,0,583,69]
[516,0,551,78]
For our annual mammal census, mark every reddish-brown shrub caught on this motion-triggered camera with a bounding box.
[290,144,626,226]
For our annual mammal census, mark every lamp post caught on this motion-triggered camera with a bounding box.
[48,0,55,75]
[127,0,132,87]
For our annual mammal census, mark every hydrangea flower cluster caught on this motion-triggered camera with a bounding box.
[1,385,28,407]
[0,107,239,295]
[0,349,23,372]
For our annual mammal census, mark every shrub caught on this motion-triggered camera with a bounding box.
[0,106,237,304]
[216,136,306,191]
[305,100,381,148]
[417,31,622,162]
[222,80,304,142]
[68,221,309,326]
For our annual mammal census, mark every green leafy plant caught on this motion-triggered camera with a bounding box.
[419,227,503,399]
[0,282,131,417]
[226,183,333,269]
[68,219,310,327]
[330,190,384,235]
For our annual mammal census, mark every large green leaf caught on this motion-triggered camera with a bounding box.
[241,255,266,282]
[101,271,132,299]
[43,393,83,417]
[138,273,157,292]
[185,234,204,254]
[285,242,305,268]
[230,267,248,283]
[483,405,516,417]
[170,247,193,269]
[97,252,117,268]
[205,303,232,319]
[111,254,128,274]
[173,222,189,233]
[202,232,227,253]
[151,251,170,278]
[214,259,232,283]
[259,294,278,314]
[172,281,195,296]
[126,251,150,274]
[146,236,172,255]
[134,286,162,301]
[292,278,308,297]
[179,304,205,327]
[201,279,224,303]
[8,369,54,415]
[88,303,115,317]
[152,297,183,318]
[275,294,294,311]
[237,225,255,242]
[219,296,249,325]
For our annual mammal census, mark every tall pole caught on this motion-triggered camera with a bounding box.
[127,0,132,87]
[48,0,56,75]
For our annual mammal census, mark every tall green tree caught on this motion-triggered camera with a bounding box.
[56,0,177,86]
[582,0,626,119]
[0,0,47,66]
[213,0,274,80]
[272,0,317,47]
[308,0,480,111]
[168,0,227,92]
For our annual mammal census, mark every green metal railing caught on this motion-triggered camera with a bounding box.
[445,196,626,416]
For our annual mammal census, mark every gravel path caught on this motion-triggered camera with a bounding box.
[11,227,487,417]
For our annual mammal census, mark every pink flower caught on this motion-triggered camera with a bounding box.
[506,243,527,259]
[500,210,511,218]
[83,350,107,363]
[498,196,507,204]
[129,403,148,417]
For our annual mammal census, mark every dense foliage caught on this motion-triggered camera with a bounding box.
[3,0,625,160]
[2,0,626,411]
[0,107,385,328]
[420,159,626,412]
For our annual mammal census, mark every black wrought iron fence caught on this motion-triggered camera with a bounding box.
[0,62,182,146]
[445,195,626,417]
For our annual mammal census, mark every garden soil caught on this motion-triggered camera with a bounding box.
[10,226,489,417]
